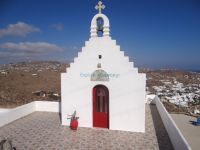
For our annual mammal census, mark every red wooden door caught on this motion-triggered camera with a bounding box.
[93,85,109,128]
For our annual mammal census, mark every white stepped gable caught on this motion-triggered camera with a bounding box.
[67,38,137,75]
[61,1,146,132]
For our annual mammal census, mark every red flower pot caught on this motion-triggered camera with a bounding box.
[70,119,78,130]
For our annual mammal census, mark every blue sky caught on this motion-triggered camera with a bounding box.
[0,0,200,70]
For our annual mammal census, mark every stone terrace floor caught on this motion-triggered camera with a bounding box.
[0,104,174,150]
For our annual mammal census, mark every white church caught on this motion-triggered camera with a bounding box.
[61,1,146,132]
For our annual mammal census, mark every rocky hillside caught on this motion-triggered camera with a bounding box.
[0,61,67,108]
[1,61,199,111]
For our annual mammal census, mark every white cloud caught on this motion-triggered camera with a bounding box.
[0,22,40,37]
[50,23,64,31]
[0,42,64,60]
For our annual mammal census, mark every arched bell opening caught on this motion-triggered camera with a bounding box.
[96,17,104,37]
[90,14,110,38]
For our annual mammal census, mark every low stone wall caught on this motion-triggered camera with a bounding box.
[0,101,60,127]
[0,102,35,127]
[0,108,11,114]
[153,96,192,150]
[35,101,60,112]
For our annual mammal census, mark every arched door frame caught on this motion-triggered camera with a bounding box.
[92,84,109,128]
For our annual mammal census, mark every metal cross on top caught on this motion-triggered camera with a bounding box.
[95,1,105,14]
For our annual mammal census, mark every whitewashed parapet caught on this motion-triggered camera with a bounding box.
[35,101,60,112]
[0,108,11,114]
[153,96,192,150]
[0,102,35,127]
[0,101,60,127]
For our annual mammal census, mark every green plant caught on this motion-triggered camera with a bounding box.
[68,111,79,120]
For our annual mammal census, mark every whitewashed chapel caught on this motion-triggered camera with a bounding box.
[61,1,146,132]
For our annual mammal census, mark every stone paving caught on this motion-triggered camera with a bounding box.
[0,104,174,150]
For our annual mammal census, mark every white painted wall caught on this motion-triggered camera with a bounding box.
[0,108,11,114]
[0,101,60,127]
[152,96,192,150]
[0,102,35,127]
[61,13,146,132]
[35,101,60,112]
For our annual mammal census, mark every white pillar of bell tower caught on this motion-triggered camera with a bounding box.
[90,1,110,38]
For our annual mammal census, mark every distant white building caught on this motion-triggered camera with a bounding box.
[61,1,146,132]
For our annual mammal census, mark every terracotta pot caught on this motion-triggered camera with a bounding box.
[70,119,78,130]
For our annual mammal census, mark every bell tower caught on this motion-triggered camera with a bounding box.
[90,1,110,37]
